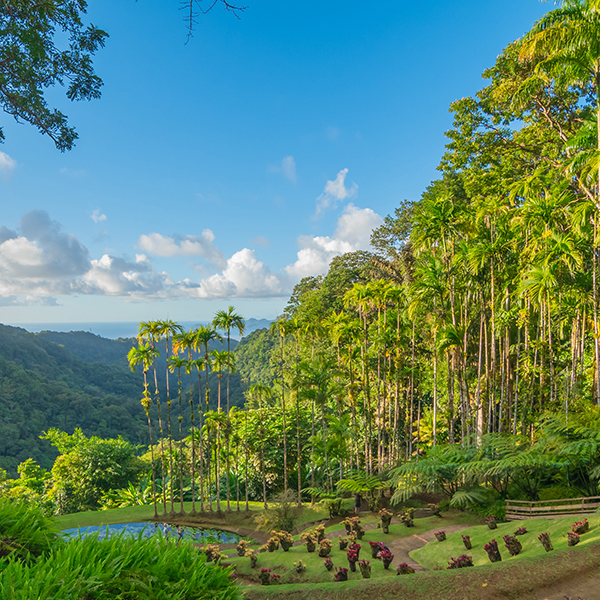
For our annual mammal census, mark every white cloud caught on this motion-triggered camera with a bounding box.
[83,254,172,297]
[193,248,288,299]
[315,168,358,216]
[0,151,16,180]
[268,155,297,183]
[281,156,297,183]
[91,209,107,223]
[286,203,383,279]
[138,231,226,268]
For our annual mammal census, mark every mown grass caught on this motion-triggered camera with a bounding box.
[53,501,328,532]
[242,539,600,600]
[411,513,600,569]
[224,510,481,581]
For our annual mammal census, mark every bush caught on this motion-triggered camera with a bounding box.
[503,535,522,556]
[447,554,473,569]
[0,500,58,563]
[484,539,501,563]
[0,533,237,599]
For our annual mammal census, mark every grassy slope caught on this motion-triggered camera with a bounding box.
[224,511,481,584]
[241,540,600,600]
[411,514,600,569]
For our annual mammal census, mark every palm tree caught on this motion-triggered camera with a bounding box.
[127,342,159,518]
[173,330,201,515]
[247,382,272,508]
[204,410,227,513]
[155,319,183,514]
[168,354,188,514]
[137,321,168,515]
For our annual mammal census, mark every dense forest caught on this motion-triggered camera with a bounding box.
[3,1,600,520]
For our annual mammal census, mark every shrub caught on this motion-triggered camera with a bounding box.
[324,558,333,571]
[567,532,580,547]
[485,516,497,530]
[397,563,415,574]
[270,574,281,584]
[503,535,522,556]
[538,532,553,552]
[318,539,332,558]
[484,539,502,563]
[380,548,394,569]
[429,503,442,517]
[515,527,527,536]
[259,568,271,585]
[266,536,279,552]
[338,536,349,550]
[300,531,316,553]
[0,533,237,600]
[277,530,294,552]
[435,531,446,542]
[245,549,258,568]
[236,539,249,557]
[400,510,414,527]
[447,554,473,569]
[0,500,57,563]
[347,548,359,572]
[358,559,371,579]
[315,524,326,543]
[293,560,306,573]
[379,508,393,533]
[572,519,589,535]
[204,544,221,562]
[462,534,471,550]
[334,567,348,581]
[369,541,382,558]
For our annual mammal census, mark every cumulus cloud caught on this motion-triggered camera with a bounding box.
[0,151,16,180]
[83,253,172,296]
[268,155,297,183]
[192,248,288,299]
[315,168,358,216]
[138,231,226,268]
[286,203,383,279]
[91,209,107,223]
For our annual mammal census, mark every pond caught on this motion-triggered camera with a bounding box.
[61,522,242,544]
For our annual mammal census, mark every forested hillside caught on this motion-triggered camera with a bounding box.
[0,325,244,475]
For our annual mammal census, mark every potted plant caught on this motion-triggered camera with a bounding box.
[503,534,522,557]
[514,526,527,536]
[538,532,553,552]
[338,536,349,550]
[435,531,446,542]
[349,542,361,558]
[567,532,580,547]
[397,563,415,574]
[342,518,352,534]
[429,503,442,517]
[447,554,473,569]
[358,560,371,579]
[318,539,332,558]
[324,557,334,571]
[484,539,502,563]
[485,516,497,530]
[380,548,394,569]
[462,535,472,550]
[236,539,249,557]
[334,567,348,581]
[400,510,414,528]
[266,536,279,552]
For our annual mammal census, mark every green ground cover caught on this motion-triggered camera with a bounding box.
[53,501,328,532]
[411,513,600,569]
[224,511,480,580]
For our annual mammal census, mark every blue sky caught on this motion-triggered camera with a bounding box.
[0,0,550,327]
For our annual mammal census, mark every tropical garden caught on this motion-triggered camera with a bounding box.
[4,1,600,598]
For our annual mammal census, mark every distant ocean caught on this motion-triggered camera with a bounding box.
[13,322,205,340]
[12,318,272,340]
